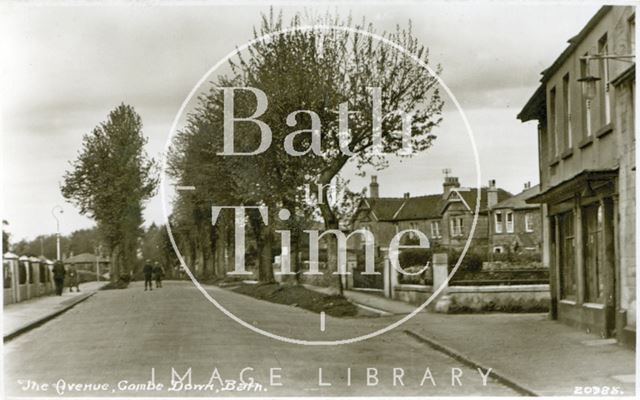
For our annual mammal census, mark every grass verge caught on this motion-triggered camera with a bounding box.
[232,282,358,317]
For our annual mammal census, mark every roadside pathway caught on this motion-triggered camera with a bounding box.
[316,286,636,396]
[3,281,105,341]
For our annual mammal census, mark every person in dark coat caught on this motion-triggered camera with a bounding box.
[153,261,164,289]
[143,260,153,291]
[52,260,66,296]
[67,265,80,292]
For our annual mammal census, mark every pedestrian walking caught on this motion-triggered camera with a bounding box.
[143,260,153,291]
[52,260,66,296]
[67,265,80,292]
[153,261,164,288]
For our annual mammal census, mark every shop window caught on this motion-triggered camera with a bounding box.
[559,212,576,299]
[583,204,605,303]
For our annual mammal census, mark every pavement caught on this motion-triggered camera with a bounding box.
[3,281,105,341]
[2,281,636,397]
[3,280,517,397]
[324,287,636,397]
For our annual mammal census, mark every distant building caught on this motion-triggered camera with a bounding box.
[518,6,635,347]
[488,183,542,255]
[350,175,513,252]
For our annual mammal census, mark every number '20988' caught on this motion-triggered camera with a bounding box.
[573,386,623,395]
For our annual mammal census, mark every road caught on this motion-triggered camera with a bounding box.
[4,281,517,397]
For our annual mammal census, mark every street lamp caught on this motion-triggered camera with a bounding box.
[577,75,600,101]
[577,53,634,99]
[51,205,63,261]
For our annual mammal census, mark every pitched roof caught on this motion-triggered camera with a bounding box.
[394,195,444,220]
[361,197,406,221]
[64,253,110,264]
[491,185,541,210]
[445,187,512,214]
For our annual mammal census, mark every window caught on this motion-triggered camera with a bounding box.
[525,213,534,233]
[430,221,441,238]
[583,204,605,303]
[549,87,558,157]
[580,55,593,137]
[493,246,504,254]
[450,217,464,237]
[409,222,418,239]
[3,261,12,289]
[598,34,611,125]
[506,211,514,233]
[495,212,503,233]
[559,212,576,299]
[562,73,572,149]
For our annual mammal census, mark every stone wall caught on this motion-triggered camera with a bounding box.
[393,283,550,313]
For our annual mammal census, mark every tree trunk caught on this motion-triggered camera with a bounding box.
[318,187,343,295]
[110,244,121,283]
[259,226,275,283]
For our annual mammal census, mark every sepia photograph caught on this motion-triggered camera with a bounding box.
[1,0,637,398]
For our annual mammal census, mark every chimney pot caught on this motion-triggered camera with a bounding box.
[487,179,498,208]
[442,176,461,199]
[369,175,379,198]
[403,192,410,199]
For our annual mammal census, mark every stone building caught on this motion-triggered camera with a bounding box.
[350,175,512,252]
[488,183,543,255]
[518,6,635,347]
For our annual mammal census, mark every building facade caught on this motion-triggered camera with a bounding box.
[488,183,543,255]
[518,6,635,347]
[351,175,513,253]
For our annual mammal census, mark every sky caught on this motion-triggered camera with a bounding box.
[1,0,604,242]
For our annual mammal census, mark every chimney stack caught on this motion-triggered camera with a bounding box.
[487,179,498,208]
[524,181,531,190]
[369,175,379,198]
[442,176,460,199]
[403,192,410,199]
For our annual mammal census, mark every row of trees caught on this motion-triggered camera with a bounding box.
[57,11,443,288]
[166,11,444,292]
[62,105,157,282]
[8,227,101,261]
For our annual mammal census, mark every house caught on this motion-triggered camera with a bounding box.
[351,175,512,253]
[518,6,635,347]
[64,253,111,273]
[488,183,542,255]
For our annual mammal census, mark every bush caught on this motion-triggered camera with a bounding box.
[398,248,433,269]
[448,249,486,272]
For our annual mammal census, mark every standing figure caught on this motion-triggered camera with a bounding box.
[153,261,164,288]
[52,260,66,296]
[143,260,153,291]
[67,265,80,292]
